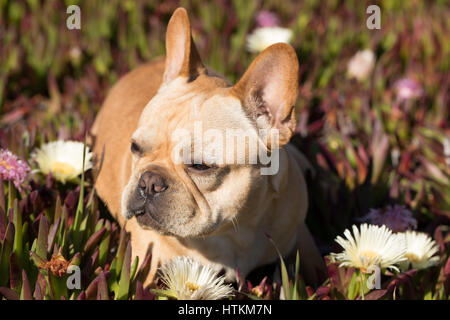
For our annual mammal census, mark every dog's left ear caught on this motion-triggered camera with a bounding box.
[163,8,205,84]
[231,43,299,148]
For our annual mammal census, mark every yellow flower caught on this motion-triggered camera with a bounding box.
[31,141,93,183]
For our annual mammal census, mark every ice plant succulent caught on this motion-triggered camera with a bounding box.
[0,148,30,191]
[360,205,417,233]
[158,256,234,300]
[397,231,440,271]
[331,224,407,273]
[347,49,375,81]
[246,27,293,53]
[31,141,93,183]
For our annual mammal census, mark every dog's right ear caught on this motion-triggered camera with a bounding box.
[163,8,205,84]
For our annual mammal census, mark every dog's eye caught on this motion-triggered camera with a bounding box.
[189,163,211,171]
[130,142,142,155]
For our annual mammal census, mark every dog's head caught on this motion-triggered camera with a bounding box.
[122,8,299,238]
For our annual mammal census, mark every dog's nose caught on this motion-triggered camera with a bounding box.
[138,171,168,196]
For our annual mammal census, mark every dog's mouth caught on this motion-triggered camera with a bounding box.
[131,204,176,235]
[132,209,145,216]
[133,206,161,224]
[126,194,213,238]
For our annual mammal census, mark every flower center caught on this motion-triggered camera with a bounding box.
[251,287,263,298]
[404,252,420,263]
[185,281,200,293]
[0,161,13,171]
[358,250,381,273]
[51,161,75,176]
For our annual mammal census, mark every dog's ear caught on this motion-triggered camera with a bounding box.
[163,8,205,84]
[231,43,299,148]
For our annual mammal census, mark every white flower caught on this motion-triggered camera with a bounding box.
[331,224,407,273]
[158,256,234,300]
[347,49,375,81]
[31,140,93,183]
[444,137,450,167]
[397,231,440,270]
[246,27,293,53]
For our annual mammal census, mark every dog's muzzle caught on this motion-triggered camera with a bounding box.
[126,171,168,219]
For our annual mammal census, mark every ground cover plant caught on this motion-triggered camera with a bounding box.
[0,0,449,300]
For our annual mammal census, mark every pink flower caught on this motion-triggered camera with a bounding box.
[255,10,279,28]
[0,149,31,191]
[360,204,417,233]
[394,78,423,101]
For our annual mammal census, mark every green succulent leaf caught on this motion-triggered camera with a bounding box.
[116,241,132,300]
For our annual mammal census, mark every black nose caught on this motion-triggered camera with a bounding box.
[138,171,168,196]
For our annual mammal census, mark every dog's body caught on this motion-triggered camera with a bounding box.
[91,8,325,286]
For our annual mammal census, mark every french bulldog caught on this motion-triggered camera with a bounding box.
[91,7,326,286]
